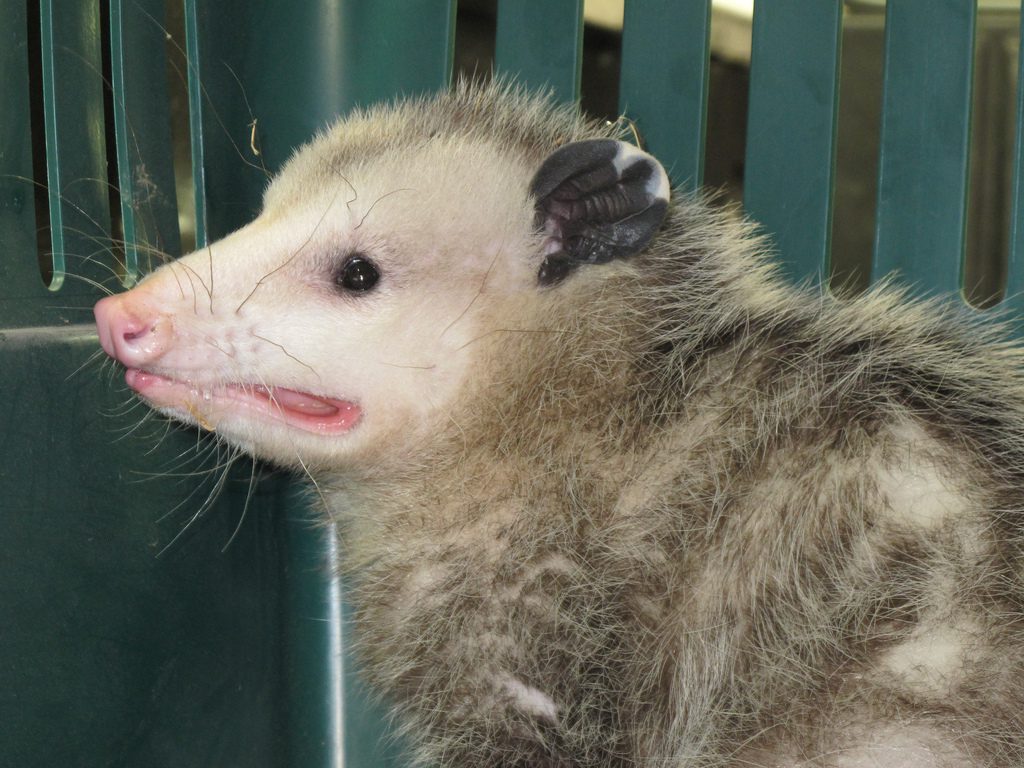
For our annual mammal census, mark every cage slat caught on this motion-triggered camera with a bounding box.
[183,0,209,247]
[496,0,584,102]
[38,0,113,292]
[1004,7,1024,316]
[0,0,50,326]
[109,0,182,283]
[335,1,457,110]
[871,0,976,295]
[743,0,843,284]
[619,0,711,191]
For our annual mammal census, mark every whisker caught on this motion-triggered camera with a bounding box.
[59,272,118,296]
[179,260,213,305]
[221,458,259,552]
[253,333,320,379]
[354,187,412,231]
[222,61,271,178]
[454,327,568,353]
[156,452,237,556]
[377,361,437,371]
[207,245,215,312]
[235,182,347,313]
[442,241,505,339]
[65,348,108,382]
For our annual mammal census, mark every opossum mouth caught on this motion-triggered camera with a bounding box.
[125,369,362,435]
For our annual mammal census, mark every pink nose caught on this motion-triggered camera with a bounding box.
[94,294,172,368]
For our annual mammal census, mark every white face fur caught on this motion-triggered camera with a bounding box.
[95,136,545,470]
[94,117,670,473]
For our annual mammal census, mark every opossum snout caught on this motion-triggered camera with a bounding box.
[94,294,172,368]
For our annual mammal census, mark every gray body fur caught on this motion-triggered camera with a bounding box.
[98,83,1024,766]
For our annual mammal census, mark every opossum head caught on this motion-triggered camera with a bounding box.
[93,85,669,473]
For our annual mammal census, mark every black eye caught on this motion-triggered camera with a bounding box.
[336,255,380,293]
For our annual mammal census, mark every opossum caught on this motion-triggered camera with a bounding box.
[93,81,1024,767]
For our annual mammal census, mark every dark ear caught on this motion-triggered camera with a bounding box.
[530,138,670,286]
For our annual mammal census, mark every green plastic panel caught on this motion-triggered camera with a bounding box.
[871,0,976,294]
[743,0,843,284]
[109,0,182,280]
[0,0,47,327]
[0,329,289,766]
[496,0,583,102]
[619,0,711,191]
[5,10,292,763]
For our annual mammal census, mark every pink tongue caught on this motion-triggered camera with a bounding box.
[268,387,340,416]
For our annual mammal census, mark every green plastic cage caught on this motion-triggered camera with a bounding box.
[2,1,1022,766]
